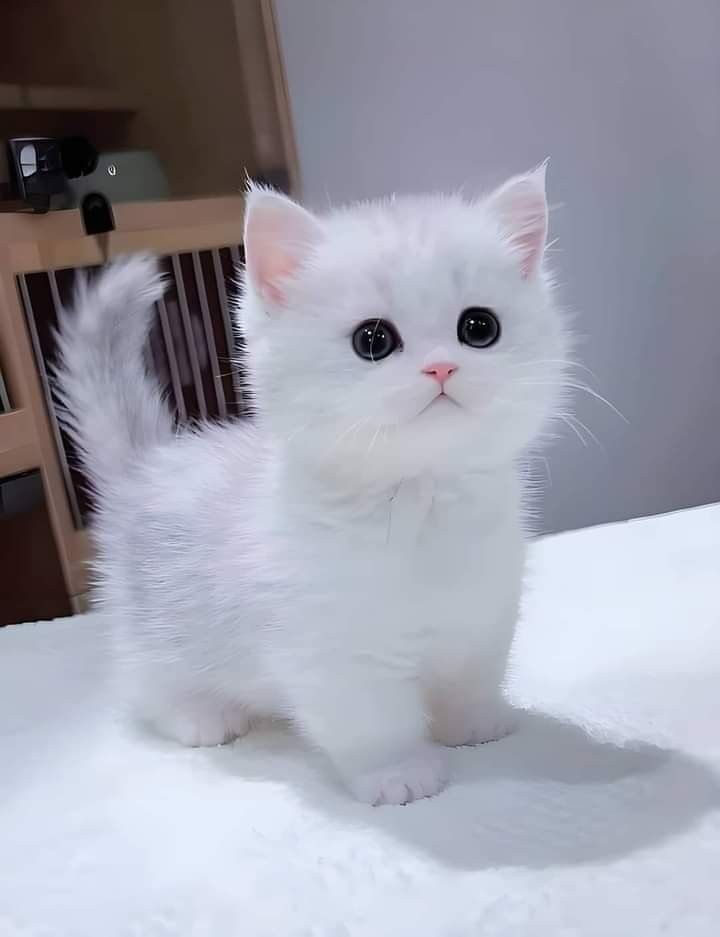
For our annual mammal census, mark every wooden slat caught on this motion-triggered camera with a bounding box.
[156,295,188,424]
[212,248,242,409]
[0,245,88,597]
[0,409,40,477]
[171,255,207,420]
[192,251,227,420]
[19,273,84,528]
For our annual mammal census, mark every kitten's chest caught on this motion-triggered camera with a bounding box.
[280,474,519,591]
[266,474,523,656]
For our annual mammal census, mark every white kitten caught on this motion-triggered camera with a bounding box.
[56,167,568,805]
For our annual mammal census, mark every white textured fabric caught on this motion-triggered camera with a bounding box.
[1,505,719,936]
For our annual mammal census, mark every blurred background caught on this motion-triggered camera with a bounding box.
[1,0,719,623]
[274,0,720,533]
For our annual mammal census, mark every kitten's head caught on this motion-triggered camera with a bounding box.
[240,167,569,482]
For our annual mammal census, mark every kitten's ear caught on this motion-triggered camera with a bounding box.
[244,187,323,306]
[485,164,548,278]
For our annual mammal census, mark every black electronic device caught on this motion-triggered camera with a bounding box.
[4,136,98,214]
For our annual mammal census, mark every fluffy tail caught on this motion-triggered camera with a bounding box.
[55,253,173,495]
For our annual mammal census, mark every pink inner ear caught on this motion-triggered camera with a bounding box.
[511,206,547,279]
[486,170,548,279]
[244,191,322,306]
[255,253,302,305]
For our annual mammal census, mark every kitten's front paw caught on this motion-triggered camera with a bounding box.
[348,744,449,806]
[432,700,517,748]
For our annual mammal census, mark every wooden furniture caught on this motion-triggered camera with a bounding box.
[0,0,298,198]
[0,0,297,620]
[0,196,247,613]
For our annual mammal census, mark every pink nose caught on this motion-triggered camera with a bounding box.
[422,361,458,385]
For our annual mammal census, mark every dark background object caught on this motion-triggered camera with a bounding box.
[58,136,98,179]
[80,191,114,235]
[7,137,65,212]
[0,471,72,627]
[5,135,98,213]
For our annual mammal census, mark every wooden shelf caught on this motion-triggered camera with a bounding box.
[0,83,135,114]
[0,408,40,478]
[1,195,246,274]
[0,84,22,109]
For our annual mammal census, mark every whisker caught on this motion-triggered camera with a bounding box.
[558,413,588,448]
[514,358,599,381]
[515,379,629,424]
[565,383,629,424]
[565,412,605,453]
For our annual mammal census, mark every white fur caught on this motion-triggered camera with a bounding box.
[56,171,569,805]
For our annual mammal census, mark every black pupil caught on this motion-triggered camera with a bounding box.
[353,320,397,361]
[458,307,500,348]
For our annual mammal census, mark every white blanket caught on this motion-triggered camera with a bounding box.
[2,505,719,936]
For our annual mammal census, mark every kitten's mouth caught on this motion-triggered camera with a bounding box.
[417,392,462,417]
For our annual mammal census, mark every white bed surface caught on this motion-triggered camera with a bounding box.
[1,505,719,936]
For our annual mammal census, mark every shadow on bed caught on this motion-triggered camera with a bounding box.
[209,709,720,871]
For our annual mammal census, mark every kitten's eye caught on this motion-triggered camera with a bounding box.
[352,319,402,361]
[457,307,500,348]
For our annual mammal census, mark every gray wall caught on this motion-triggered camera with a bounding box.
[275,0,720,532]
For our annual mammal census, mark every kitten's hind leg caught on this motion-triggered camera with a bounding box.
[147,691,252,748]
